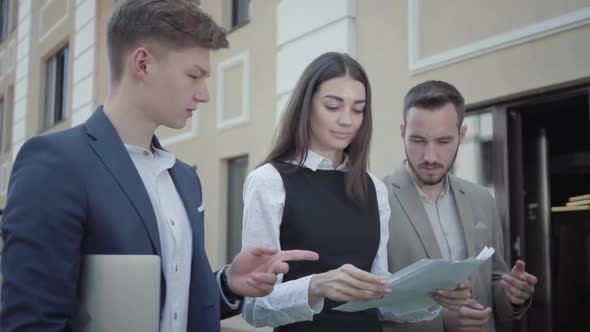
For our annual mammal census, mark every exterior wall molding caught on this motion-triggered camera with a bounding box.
[0,50,5,78]
[12,0,33,160]
[408,0,590,74]
[70,0,96,127]
[0,161,10,194]
[216,50,251,130]
[39,0,71,43]
[6,39,16,74]
[275,0,356,120]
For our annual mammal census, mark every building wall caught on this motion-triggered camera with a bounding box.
[12,0,32,161]
[0,0,589,331]
[0,0,18,208]
[358,0,590,176]
[28,0,74,136]
[0,0,99,202]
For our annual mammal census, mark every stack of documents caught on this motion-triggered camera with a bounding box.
[334,247,495,314]
[552,193,590,212]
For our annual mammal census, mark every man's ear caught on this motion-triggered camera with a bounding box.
[128,47,151,80]
[459,125,468,144]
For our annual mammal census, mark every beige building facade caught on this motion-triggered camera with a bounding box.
[0,0,589,331]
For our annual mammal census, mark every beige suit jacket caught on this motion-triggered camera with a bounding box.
[381,166,528,332]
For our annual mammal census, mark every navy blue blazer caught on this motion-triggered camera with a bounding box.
[0,107,239,331]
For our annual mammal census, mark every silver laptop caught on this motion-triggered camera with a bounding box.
[76,255,161,332]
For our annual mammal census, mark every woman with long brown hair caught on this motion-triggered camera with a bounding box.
[240,52,467,332]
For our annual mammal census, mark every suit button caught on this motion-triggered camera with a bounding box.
[170,219,175,226]
[175,265,179,272]
[174,312,177,320]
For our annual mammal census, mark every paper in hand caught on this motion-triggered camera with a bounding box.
[334,247,495,314]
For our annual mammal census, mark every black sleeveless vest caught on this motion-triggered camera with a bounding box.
[274,164,382,332]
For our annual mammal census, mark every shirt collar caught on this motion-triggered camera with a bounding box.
[290,149,350,172]
[125,144,176,171]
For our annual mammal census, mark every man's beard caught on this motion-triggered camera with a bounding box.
[404,145,460,186]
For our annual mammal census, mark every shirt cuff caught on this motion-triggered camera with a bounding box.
[217,265,241,310]
[303,275,324,314]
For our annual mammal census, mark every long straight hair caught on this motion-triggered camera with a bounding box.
[260,52,373,206]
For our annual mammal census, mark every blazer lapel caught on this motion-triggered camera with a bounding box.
[153,136,203,247]
[168,165,201,232]
[449,175,476,258]
[84,107,162,256]
[391,167,442,259]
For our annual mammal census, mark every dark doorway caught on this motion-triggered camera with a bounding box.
[507,89,590,332]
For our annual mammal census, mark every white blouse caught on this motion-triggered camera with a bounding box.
[241,150,440,327]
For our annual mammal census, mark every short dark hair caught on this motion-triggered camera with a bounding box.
[107,0,229,82]
[403,80,465,127]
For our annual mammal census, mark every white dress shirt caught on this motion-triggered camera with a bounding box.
[126,145,193,332]
[241,150,439,328]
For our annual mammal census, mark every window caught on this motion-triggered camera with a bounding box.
[452,112,495,195]
[0,0,8,41]
[226,155,248,262]
[231,0,250,28]
[44,46,69,130]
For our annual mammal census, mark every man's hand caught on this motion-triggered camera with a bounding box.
[227,245,319,297]
[443,299,492,332]
[432,281,471,312]
[308,264,390,305]
[501,260,537,305]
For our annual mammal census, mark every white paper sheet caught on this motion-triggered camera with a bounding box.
[334,247,495,313]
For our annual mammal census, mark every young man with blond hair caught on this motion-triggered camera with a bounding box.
[0,1,317,331]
